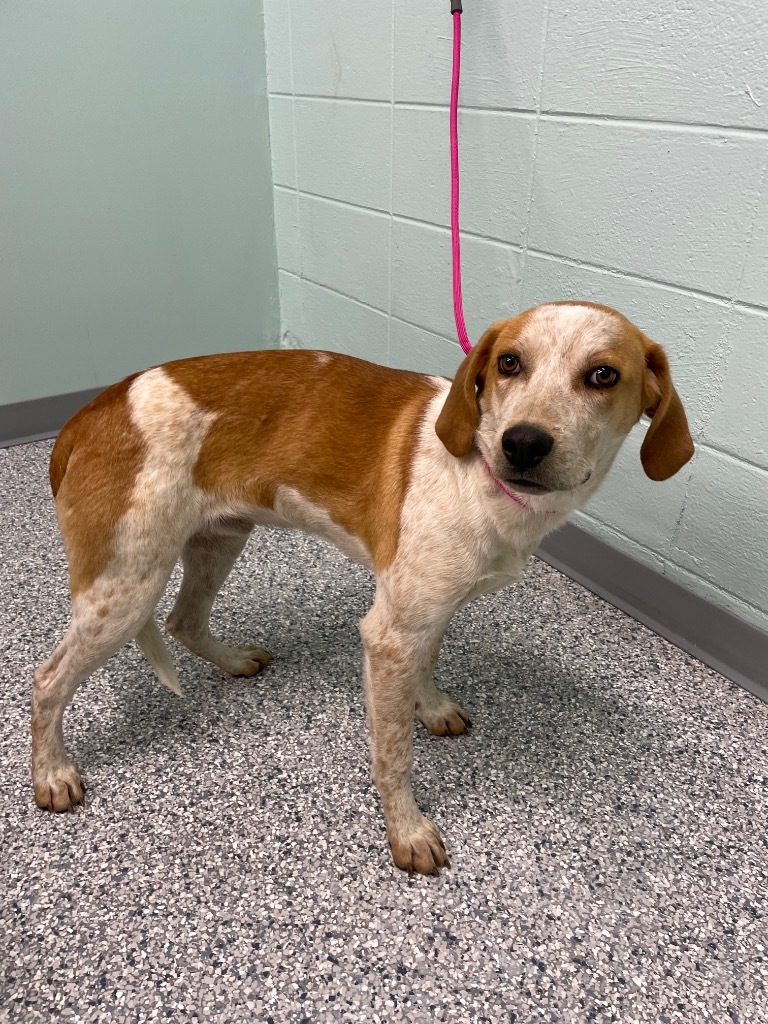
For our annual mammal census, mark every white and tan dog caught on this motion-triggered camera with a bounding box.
[32,302,693,874]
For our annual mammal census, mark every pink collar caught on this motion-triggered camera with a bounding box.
[479,455,559,515]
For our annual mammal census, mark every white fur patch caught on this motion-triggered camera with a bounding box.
[273,486,372,568]
[65,369,224,689]
[128,368,218,494]
[377,386,580,621]
[72,370,219,611]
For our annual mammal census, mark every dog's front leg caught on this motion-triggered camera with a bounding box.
[360,596,452,875]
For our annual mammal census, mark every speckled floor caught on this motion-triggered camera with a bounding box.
[1,439,767,1024]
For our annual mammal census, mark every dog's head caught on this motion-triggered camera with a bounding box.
[435,302,693,495]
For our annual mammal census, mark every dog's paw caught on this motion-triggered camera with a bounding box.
[217,643,272,677]
[33,760,85,813]
[389,817,451,876]
[166,619,271,677]
[417,695,471,737]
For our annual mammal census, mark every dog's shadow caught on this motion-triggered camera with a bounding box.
[69,555,372,768]
[69,565,653,813]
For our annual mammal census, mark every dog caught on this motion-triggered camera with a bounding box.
[31,301,693,874]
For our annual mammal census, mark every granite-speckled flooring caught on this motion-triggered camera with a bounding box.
[2,440,767,1024]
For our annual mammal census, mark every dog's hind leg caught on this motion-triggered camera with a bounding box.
[165,525,271,677]
[414,657,471,737]
[32,564,174,812]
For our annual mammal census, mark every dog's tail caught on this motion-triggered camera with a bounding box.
[136,618,182,696]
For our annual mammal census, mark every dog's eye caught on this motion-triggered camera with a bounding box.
[498,354,521,376]
[587,365,620,388]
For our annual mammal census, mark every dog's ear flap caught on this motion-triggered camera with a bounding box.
[639,337,694,481]
[435,322,504,458]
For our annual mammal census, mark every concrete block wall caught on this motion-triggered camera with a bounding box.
[263,0,768,634]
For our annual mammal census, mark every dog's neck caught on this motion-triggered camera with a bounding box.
[477,454,561,515]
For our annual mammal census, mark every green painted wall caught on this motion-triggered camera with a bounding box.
[0,0,279,405]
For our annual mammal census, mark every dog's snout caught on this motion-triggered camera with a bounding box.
[501,423,554,472]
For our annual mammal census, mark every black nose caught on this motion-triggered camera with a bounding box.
[501,423,554,472]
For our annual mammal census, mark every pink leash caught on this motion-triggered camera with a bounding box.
[480,455,534,511]
[449,6,553,515]
[450,3,472,356]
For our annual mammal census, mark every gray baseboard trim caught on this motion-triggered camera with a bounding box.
[537,523,767,704]
[0,387,104,448]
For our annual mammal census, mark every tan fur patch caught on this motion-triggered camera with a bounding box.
[163,351,439,571]
[51,376,146,596]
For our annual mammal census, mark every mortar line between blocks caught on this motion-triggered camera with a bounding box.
[527,248,768,312]
[278,271,461,348]
[284,189,768,316]
[669,152,768,552]
[261,3,283,348]
[540,110,768,140]
[697,440,768,475]
[270,93,391,107]
[519,0,552,302]
[284,0,306,350]
[267,94,768,138]
[268,95,768,139]
[386,1,395,365]
[288,188,523,248]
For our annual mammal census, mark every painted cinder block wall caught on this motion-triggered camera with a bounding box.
[0,0,279,407]
[263,0,768,635]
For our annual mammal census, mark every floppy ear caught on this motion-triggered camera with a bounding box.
[639,338,694,481]
[435,322,504,457]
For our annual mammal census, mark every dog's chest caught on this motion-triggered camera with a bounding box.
[465,544,532,601]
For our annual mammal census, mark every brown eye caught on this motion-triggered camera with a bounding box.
[498,354,521,376]
[587,365,619,388]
